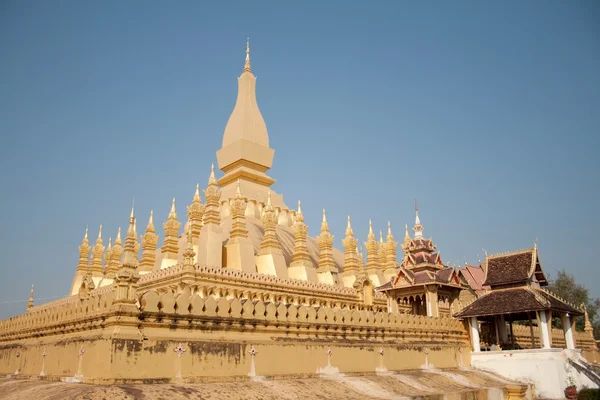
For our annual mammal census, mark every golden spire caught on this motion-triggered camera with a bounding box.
[27,284,34,311]
[77,227,91,272]
[364,220,379,272]
[208,163,217,185]
[244,38,251,73]
[345,216,354,237]
[106,228,123,277]
[168,198,177,220]
[133,218,140,255]
[230,179,249,240]
[140,210,159,272]
[162,199,181,257]
[296,200,304,223]
[122,206,139,267]
[342,216,359,273]
[182,222,196,270]
[260,190,280,253]
[317,209,336,274]
[291,200,310,264]
[385,222,398,268]
[104,237,113,274]
[378,230,386,266]
[187,184,205,240]
[91,225,105,274]
[321,209,330,233]
[203,165,222,226]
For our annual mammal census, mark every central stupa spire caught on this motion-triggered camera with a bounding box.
[216,39,276,203]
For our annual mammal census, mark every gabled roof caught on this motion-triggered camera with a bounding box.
[459,264,490,294]
[376,265,462,292]
[483,247,548,288]
[454,286,582,318]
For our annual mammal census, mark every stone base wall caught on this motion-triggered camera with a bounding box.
[0,334,469,384]
[0,292,471,384]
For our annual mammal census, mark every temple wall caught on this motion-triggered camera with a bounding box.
[0,283,471,384]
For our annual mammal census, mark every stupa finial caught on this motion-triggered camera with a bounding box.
[27,284,34,311]
[208,163,217,185]
[193,184,201,202]
[146,210,155,232]
[346,216,354,237]
[321,209,329,233]
[169,198,177,220]
[244,38,251,73]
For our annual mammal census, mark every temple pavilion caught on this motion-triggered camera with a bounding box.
[376,210,464,318]
[454,245,583,352]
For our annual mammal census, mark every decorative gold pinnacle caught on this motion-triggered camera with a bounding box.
[291,201,311,264]
[260,191,281,254]
[140,211,159,272]
[364,220,379,272]
[385,221,398,268]
[104,237,113,275]
[91,225,105,274]
[187,184,205,240]
[27,284,34,311]
[342,216,359,273]
[244,38,251,73]
[113,208,140,308]
[316,209,336,273]
[203,164,222,226]
[106,228,123,276]
[230,180,249,240]
[77,227,91,272]
[133,218,140,256]
[122,207,139,268]
[377,231,387,269]
[182,222,196,270]
[161,198,181,256]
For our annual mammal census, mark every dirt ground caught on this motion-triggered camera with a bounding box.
[0,369,512,400]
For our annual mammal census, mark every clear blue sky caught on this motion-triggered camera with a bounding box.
[1,1,599,319]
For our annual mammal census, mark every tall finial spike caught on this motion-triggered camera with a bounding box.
[193,184,201,202]
[322,209,327,223]
[169,198,177,219]
[208,164,217,185]
[244,38,251,73]
[388,221,392,236]
[297,200,302,214]
[346,216,354,236]
[266,190,272,208]
[369,219,373,235]
[84,226,88,240]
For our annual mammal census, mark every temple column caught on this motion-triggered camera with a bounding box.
[470,317,481,352]
[537,310,551,349]
[498,315,508,343]
[562,313,575,350]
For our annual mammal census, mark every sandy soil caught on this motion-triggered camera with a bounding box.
[0,369,511,400]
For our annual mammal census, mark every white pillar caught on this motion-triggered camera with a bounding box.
[538,310,551,349]
[562,314,575,350]
[470,317,481,352]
